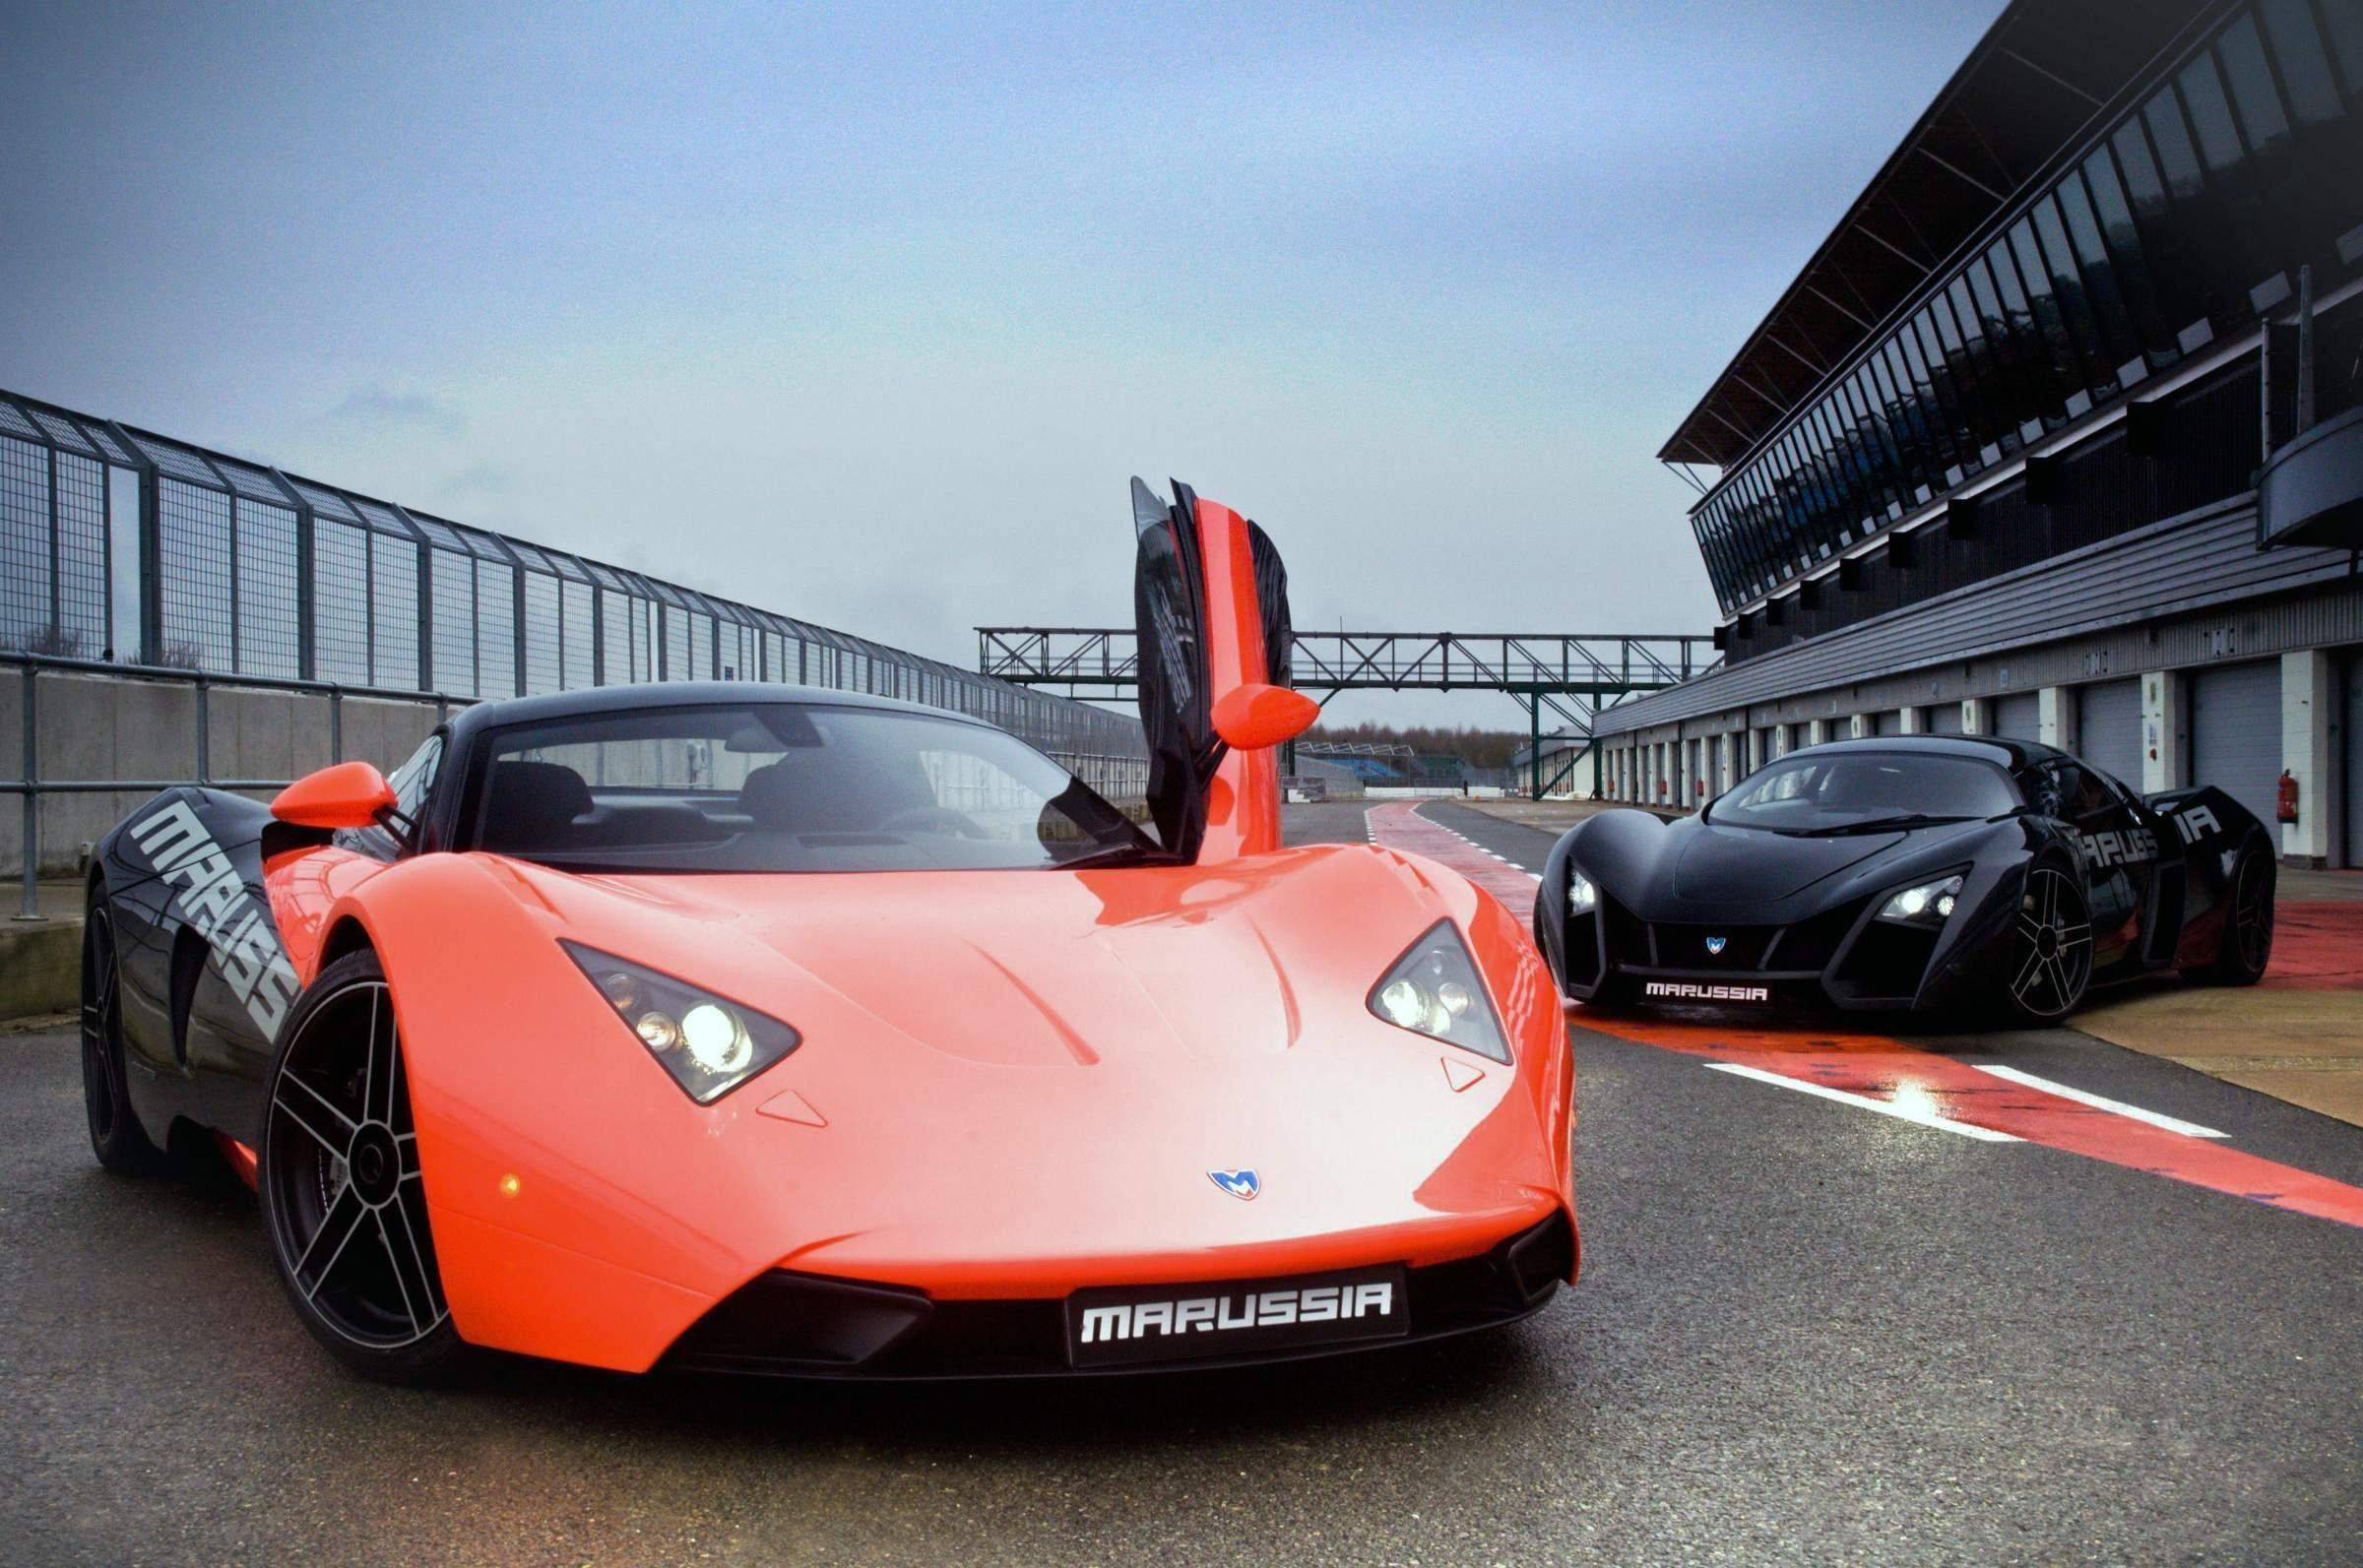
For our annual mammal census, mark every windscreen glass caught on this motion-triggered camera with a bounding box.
[1709,751,2018,832]
[468,703,1155,872]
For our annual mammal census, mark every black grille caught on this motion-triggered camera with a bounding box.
[1764,902,1866,972]
[1830,920,1940,1004]
[662,1213,1573,1380]
[1649,923,1777,969]
[1602,897,1648,963]
[1562,910,1602,988]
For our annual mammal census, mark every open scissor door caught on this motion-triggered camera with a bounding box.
[1130,477,1305,862]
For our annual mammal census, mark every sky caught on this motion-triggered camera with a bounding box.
[0,0,2003,729]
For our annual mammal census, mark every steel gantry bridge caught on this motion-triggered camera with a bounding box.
[975,628,1718,797]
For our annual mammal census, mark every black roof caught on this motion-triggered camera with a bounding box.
[1778,732,2067,770]
[441,681,962,749]
[1659,0,2214,470]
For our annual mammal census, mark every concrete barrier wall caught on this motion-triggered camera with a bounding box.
[2,669,443,875]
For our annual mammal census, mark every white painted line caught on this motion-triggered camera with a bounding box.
[1705,1062,2021,1143]
[1971,1063,2227,1138]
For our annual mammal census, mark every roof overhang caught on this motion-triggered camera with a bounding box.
[1659,0,2220,473]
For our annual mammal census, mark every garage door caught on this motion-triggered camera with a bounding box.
[1927,703,1964,735]
[1993,692,2041,741]
[2190,659,2281,828]
[2077,679,2142,783]
[1874,711,1905,736]
[2348,650,2362,868]
[1687,739,1703,804]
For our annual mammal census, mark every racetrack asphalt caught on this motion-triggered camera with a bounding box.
[3,797,2360,1563]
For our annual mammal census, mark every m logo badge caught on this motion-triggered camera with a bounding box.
[1705,935,1729,957]
[1207,1168,1260,1201]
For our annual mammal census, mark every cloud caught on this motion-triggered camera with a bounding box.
[320,386,466,438]
[436,463,509,499]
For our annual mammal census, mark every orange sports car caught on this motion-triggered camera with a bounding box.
[79,480,1576,1381]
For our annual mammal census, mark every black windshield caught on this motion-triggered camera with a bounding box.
[1708,752,2019,833]
[465,703,1155,873]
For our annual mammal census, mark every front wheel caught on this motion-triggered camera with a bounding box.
[258,948,464,1382]
[2191,842,2274,986]
[2001,861,2093,1025]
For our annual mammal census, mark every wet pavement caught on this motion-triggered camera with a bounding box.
[2,799,2359,1562]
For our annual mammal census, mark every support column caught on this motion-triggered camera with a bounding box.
[1960,698,1986,735]
[1899,707,1925,734]
[1527,694,1542,802]
[1849,713,1871,740]
[1807,720,1827,746]
[1774,725,1790,759]
[2038,686,2077,753]
[2140,669,2186,794]
[2281,651,2334,867]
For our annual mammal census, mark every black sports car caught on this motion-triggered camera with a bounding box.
[1534,736,2276,1023]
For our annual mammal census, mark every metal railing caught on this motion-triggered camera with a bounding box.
[0,385,1144,767]
[4,653,1149,919]
[4,653,472,919]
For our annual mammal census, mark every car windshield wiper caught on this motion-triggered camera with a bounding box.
[1054,843,1181,870]
[1786,813,1974,837]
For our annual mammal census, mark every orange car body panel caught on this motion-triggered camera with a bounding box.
[1195,496,1285,864]
[269,840,1571,1372]
[247,489,1576,1374]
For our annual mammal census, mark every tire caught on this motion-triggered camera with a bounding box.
[2000,859,2094,1025]
[1531,884,1564,989]
[2191,840,2274,986]
[258,948,464,1382]
[81,894,167,1175]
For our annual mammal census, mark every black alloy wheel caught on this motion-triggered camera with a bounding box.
[2196,844,2275,986]
[259,949,462,1380]
[2005,863,2093,1024]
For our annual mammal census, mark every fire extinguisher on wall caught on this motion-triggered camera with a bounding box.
[2277,769,2299,824]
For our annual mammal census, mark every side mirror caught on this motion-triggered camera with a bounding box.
[272,761,399,830]
[1211,682,1319,751]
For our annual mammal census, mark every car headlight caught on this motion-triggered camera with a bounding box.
[1368,920,1510,1063]
[1876,873,1964,928]
[561,942,800,1103]
[1566,869,1598,915]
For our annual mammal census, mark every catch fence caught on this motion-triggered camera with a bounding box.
[0,387,1143,769]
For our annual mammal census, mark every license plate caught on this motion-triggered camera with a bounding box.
[1065,1264,1410,1369]
[1642,980,1773,1004]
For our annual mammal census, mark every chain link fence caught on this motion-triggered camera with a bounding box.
[0,387,1145,789]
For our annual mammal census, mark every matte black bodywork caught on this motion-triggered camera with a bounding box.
[1533,736,2273,1015]
[88,785,316,1155]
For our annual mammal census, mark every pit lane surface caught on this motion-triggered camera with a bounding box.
[4,798,2361,1562]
